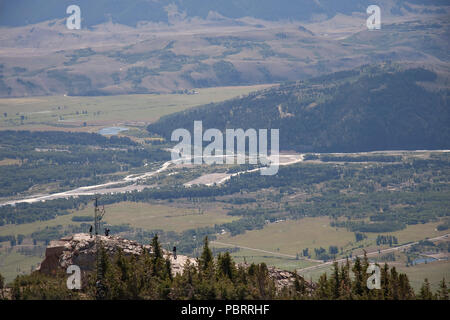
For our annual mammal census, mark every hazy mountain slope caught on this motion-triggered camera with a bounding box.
[0,16,449,98]
[1,0,448,27]
[0,0,169,27]
[147,65,450,152]
[0,2,448,97]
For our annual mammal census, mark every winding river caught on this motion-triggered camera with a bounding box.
[0,153,303,207]
[2,149,448,207]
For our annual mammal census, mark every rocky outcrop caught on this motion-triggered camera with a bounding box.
[268,267,300,289]
[38,233,194,277]
[38,233,312,291]
[238,263,314,292]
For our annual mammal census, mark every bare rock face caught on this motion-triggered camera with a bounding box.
[38,233,195,277]
[38,240,72,275]
[268,267,303,290]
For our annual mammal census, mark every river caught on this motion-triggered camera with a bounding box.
[1,149,448,207]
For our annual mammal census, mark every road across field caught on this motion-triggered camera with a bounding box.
[211,240,323,263]
[296,233,449,274]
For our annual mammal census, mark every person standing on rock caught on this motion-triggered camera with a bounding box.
[89,225,93,238]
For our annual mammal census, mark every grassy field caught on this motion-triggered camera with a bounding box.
[388,221,446,243]
[396,260,450,292]
[0,250,43,284]
[0,200,239,237]
[216,217,356,256]
[216,217,449,258]
[347,220,449,257]
[209,244,317,272]
[74,201,239,233]
[299,265,335,283]
[0,84,273,131]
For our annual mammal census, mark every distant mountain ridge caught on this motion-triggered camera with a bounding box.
[0,2,448,98]
[147,65,450,153]
[1,0,448,27]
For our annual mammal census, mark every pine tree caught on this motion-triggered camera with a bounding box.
[331,261,340,299]
[339,259,352,299]
[381,263,390,299]
[352,257,364,297]
[437,278,448,300]
[199,236,214,272]
[253,263,274,299]
[103,248,129,299]
[140,247,154,293]
[151,234,163,260]
[361,251,370,299]
[127,255,141,299]
[150,234,165,277]
[389,266,399,300]
[419,278,434,300]
[196,237,217,299]
[315,273,331,300]
[237,264,248,285]
[217,252,236,281]
[116,249,130,283]
[95,244,111,299]
[164,257,173,281]
[0,272,5,300]
[293,271,306,297]
[398,273,414,300]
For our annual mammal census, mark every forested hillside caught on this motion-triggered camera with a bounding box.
[148,65,450,152]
